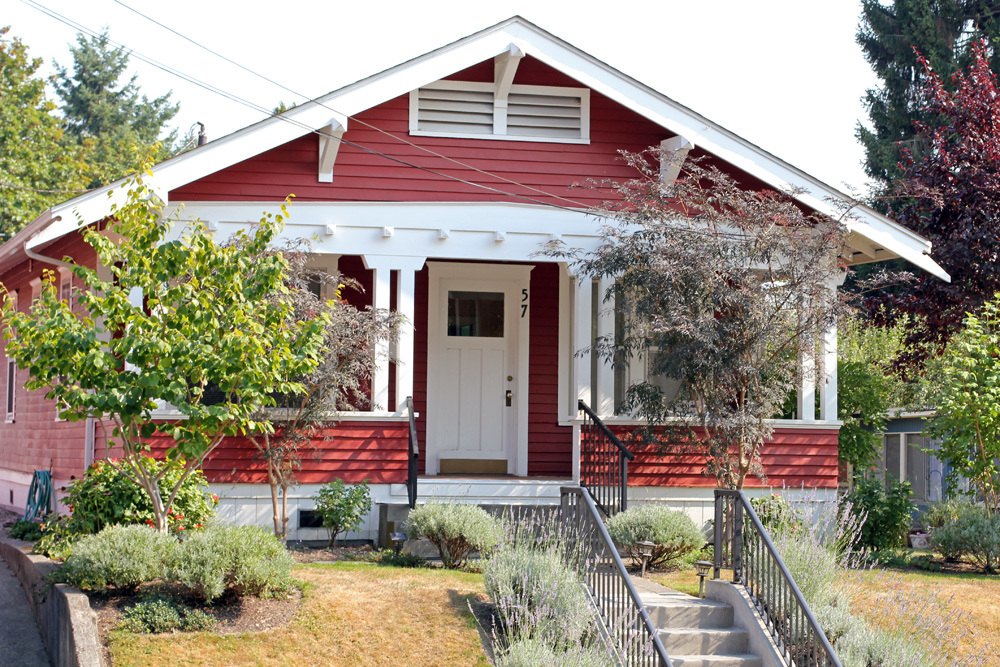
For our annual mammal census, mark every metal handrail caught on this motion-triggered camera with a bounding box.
[561,486,671,667]
[713,490,842,667]
[579,399,634,516]
[405,396,418,509]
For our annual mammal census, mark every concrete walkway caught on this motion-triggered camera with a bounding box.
[0,556,50,667]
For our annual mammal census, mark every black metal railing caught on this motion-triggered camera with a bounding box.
[405,396,419,509]
[579,399,634,516]
[561,486,671,667]
[714,490,841,667]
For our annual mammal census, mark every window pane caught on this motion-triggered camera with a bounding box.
[885,434,901,483]
[906,434,931,502]
[448,291,504,337]
[6,360,14,415]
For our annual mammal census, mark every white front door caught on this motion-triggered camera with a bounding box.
[426,263,531,476]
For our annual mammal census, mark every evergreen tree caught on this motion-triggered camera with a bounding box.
[856,0,1000,184]
[54,31,179,187]
[0,27,88,238]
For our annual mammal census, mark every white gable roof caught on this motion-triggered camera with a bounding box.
[19,16,948,281]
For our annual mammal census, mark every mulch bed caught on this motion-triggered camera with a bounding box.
[286,543,373,564]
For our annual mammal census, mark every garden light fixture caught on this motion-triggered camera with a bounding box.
[390,531,407,554]
[637,540,656,578]
[695,560,713,597]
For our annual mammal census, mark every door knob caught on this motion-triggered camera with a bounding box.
[505,390,512,407]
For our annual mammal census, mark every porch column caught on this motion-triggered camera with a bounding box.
[573,274,593,409]
[363,255,426,413]
[596,276,616,417]
[819,272,845,421]
[797,297,816,421]
[394,258,426,410]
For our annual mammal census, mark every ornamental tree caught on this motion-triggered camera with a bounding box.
[1,169,325,533]
[867,41,1000,370]
[926,294,1000,515]
[553,151,845,489]
[239,239,397,539]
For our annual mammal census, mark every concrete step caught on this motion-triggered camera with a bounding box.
[645,597,734,629]
[670,654,763,667]
[659,627,750,655]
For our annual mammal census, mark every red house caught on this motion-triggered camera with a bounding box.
[0,18,946,540]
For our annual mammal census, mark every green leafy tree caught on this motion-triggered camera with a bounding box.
[312,479,372,547]
[54,31,179,187]
[857,0,1000,184]
[552,151,845,489]
[926,294,1000,514]
[0,26,89,237]
[1,167,325,533]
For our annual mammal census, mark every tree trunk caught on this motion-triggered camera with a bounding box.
[268,461,281,538]
[280,481,289,540]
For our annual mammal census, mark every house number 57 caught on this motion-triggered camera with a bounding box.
[521,288,528,317]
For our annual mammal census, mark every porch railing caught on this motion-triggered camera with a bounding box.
[561,486,671,667]
[405,396,419,509]
[713,490,841,667]
[579,399,634,516]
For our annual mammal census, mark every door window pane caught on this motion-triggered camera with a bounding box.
[448,291,504,337]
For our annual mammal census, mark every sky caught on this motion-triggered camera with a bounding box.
[5,0,882,196]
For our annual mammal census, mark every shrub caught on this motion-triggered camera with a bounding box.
[750,493,802,536]
[59,525,177,591]
[605,503,704,569]
[7,519,43,541]
[840,476,914,551]
[33,514,78,560]
[921,498,974,532]
[312,479,372,547]
[172,524,294,602]
[496,639,608,667]
[930,504,1000,572]
[117,598,216,634]
[484,547,594,649]
[362,548,425,568]
[405,502,500,569]
[63,458,217,535]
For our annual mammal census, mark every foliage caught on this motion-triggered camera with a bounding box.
[7,520,43,541]
[361,548,425,568]
[866,43,1000,369]
[32,514,78,560]
[841,476,915,551]
[117,597,216,634]
[405,502,500,569]
[1,170,326,532]
[0,26,89,237]
[495,640,608,667]
[63,457,216,535]
[311,479,372,547]
[930,504,1000,572]
[242,240,396,539]
[605,503,704,569]
[484,548,594,651]
[926,296,1000,513]
[170,524,294,603]
[750,493,803,536]
[550,152,844,489]
[54,31,179,187]
[856,0,1000,184]
[921,498,973,532]
[59,525,177,592]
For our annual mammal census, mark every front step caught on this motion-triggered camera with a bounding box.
[635,580,765,667]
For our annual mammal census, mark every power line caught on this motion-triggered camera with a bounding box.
[108,0,593,210]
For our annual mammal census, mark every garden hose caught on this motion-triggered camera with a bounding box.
[23,470,53,522]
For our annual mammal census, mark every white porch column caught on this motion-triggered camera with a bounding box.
[596,276,616,417]
[798,349,816,421]
[819,272,845,421]
[363,255,426,413]
[574,274,593,409]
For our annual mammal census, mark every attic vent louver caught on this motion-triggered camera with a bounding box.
[410,81,589,144]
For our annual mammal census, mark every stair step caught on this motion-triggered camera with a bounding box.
[645,598,734,629]
[670,654,763,667]
[659,627,749,655]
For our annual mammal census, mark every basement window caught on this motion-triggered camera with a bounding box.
[299,509,324,529]
[410,81,590,144]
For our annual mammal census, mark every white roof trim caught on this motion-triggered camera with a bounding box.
[19,17,949,281]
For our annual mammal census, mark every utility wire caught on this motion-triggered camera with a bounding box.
[110,0,592,209]
[23,0,599,213]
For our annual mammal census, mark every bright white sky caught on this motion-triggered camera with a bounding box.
[6,0,881,196]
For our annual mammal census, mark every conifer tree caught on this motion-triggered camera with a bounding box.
[857,0,1000,184]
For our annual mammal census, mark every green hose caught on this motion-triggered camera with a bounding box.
[23,470,53,522]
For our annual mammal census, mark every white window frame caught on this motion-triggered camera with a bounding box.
[409,81,591,144]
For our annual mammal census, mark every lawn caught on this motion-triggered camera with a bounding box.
[108,562,491,667]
